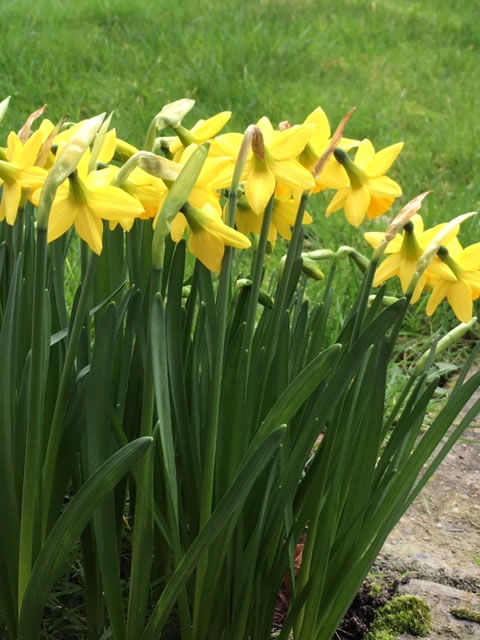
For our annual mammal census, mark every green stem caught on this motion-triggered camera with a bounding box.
[18,228,48,606]
[41,251,99,538]
[192,188,241,633]
[243,195,275,361]
[12,206,24,261]
[264,192,309,369]
[126,268,160,640]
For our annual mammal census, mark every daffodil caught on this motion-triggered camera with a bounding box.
[171,203,251,272]
[213,117,315,215]
[364,214,462,302]
[169,111,232,161]
[235,192,313,244]
[298,106,358,192]
[425,244,480,322]
[30,149,144,254]
[0,129,47,223]
[326,138,403,227]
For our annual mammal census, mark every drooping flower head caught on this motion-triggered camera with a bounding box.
[326,138,403,227]
[425,243,480,322]
[30,148,144,253]
[213,117,315,215]
[0,129,47,223]
[171,203,251,273]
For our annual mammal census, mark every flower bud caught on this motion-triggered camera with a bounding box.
[302,256,325,280]
[36,113,105,229]
[144,99,195,150]
[0,96,11,124]
[151,142,209,268]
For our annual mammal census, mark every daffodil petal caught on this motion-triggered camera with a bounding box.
[191,111,231,140]
[75,207,104,255]
[189,229,225,273]
[210,133,243,159]
[411,273,427,304]
[315,156,349,190]
[447,280,473,323]
[367,176,403,198]
[6,132,22,160]
[256,116,274,139]
[21,129,44,166]
[373,254,402,287]
[47,194,77,243]
[189,186,222,216]
[269,125,315,160]
[426,281,448,316]
[305,106,330,139]
[268,157,315,192]
[97,129,116,164]
[366,194,396,219]
[398,257,419,292]
[354,139,375,169]
[344,185,370,227]
[367,142,403,177]
[87,186,144,220]
[1,181,21,224]
[326,189,348,216]
[245,165,276,215]
[171,212,187,242]
[459,243,480,271]
[364,232,402,253]
[19,166,47,189]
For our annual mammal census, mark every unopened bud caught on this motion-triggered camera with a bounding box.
[302,256,325,280]
[144,99,195,150]
[0,96,11,124]
[414,317,478,375]
[37,113,105,229]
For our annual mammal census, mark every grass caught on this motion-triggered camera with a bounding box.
[2,0,480,337]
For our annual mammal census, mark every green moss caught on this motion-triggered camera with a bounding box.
[450,607,480,623]
[365,595,431,640]
[368,582,385,598]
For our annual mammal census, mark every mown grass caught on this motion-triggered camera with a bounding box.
[2,0,479,332]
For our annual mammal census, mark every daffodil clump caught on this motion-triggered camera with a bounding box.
[1,96,479,640]
[1,96,477,322]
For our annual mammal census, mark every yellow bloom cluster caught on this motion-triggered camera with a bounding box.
[0,97,477,323]
[365,214,480,323]
[0,101,404,272]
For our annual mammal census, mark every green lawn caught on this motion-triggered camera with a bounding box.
[2,0,479,322]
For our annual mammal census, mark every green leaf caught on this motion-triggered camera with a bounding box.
[140,427,286,640]
[18,436,152,640]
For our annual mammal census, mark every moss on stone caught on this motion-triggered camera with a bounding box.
[365,594,431,640]
[450,607,480,623]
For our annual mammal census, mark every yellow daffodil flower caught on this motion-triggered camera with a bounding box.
[213,117,315,215]
[171,203,251,273]
[298,106,358,193]
[365,215,462,302]
[326,139,403,227]
[30,150,144,254]
[0,130,47,223]
[425,244,480,322]
[235,192,313,244]
[169,111,232,161]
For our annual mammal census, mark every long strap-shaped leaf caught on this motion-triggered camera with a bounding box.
[18,436,152,640]
[140,427,286,640]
